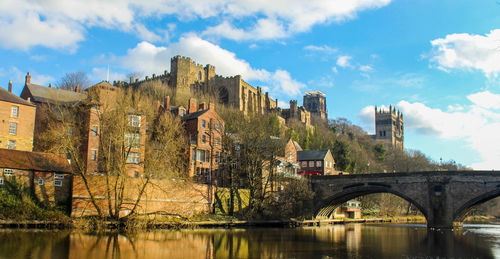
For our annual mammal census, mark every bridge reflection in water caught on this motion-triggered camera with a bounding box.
[311,171,500,228]
[0,225,497,258]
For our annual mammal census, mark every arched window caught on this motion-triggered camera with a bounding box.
[198,71,202,80]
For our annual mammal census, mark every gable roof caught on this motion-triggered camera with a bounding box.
[181,109,209,121]
[297,150,330,161]
[24,83,87,105]
[0,86,35,106]
[0,149,72,173]
[293,141,303,151]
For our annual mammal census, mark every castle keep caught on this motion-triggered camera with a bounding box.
[373,106,404,150]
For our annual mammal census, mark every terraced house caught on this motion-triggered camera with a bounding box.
[0,80,36,151]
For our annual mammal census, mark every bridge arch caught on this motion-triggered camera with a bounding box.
[315,186,428,220]
[453,188,500,222]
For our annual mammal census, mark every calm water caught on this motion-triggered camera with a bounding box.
[0,224,499,259]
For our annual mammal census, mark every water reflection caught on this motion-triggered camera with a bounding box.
[0,224,498,258]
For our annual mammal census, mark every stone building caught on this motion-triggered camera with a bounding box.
[303,90,327,121]
[0,80,36,151]
[276,100,313,129]
[122,56,279,115]
[21,73,147,176]
[373,106,404,150]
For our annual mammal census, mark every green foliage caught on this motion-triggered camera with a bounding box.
[374,144,386,162]
[0,179,67,221]
[332,139,352,172]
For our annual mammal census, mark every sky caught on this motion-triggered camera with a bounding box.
[1,0,500,169]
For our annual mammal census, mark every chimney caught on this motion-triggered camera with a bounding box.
[130,76,134,84]
[155,100,161,113]
[8,80,12,93]
[164,96,170,110]
[198,102,207,111]
[25,72,31,85]
[208,102,215,110]
[188,98,197,114]
[75,86,79,92]
[49,83,52,88]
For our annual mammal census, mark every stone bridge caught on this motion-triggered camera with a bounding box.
[310,171,500,228]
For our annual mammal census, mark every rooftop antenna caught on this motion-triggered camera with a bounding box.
[106,64,110,82]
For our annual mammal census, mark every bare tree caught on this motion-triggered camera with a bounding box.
[56,71,90,92]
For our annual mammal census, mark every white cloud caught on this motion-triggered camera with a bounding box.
[430,29,500,77]
[359,92,500,169]
[277,100,289,108]
[0,0,392,50]
[359,65,374,72]
[336,55,352,68]
[304,45,338,54]
[118,35,304,97]
[332,67,338,74]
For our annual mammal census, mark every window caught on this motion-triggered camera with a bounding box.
[128,115,141,127]
[7,140,16,150]
[11,106,18,118]
[215,152,219,163]
[54,180,63,187]
[92,126,98,136]
[38,179,44,185]
[54,173,64,179]
[125,132,141,148]
[192,149,196,161]
[126,152,141,164]
[0,178,3,185]
[289,152,293,160]
[198,71,202,80]
[196,150,205,162]
[308,161,314,167]
[301,161,307,167]
[216,137,220,146]
[217,122,222,131]
[201,120,206,128]
[180,109,185,116]
[205,152,210,162]
[316,161,322,167]
[91,150,97,161]
[9,122,17,135]
[202,135,207,143]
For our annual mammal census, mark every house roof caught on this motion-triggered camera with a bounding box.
[293,141,303,151]
[0,86,35,106]
[181,109,209,121]
[297,150,330,161]
[25,83,87,105]
[0,149,72,173]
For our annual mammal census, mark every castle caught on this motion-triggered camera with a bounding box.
[114,56,328,127]
[373,105,404,150]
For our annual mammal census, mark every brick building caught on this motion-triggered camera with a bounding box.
[0,81,36,151]
[20,74,147,176]
[0,148,73,215]
[180,98,224,181]
[297,150,337,175]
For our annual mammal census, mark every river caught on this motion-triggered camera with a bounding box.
[0,224,499,258]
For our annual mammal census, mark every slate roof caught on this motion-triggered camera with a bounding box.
[181,109,209,121]
[0,86,35,106]
[25,83,87,105]
[297,150,330,161]
[0,149,72,173]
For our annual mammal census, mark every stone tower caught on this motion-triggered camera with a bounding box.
[374,105,404,150]
[303,90,327,121]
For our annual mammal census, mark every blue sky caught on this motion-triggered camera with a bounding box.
[1,0,500,169]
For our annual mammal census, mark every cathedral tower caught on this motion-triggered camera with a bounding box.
[374,105,404,150]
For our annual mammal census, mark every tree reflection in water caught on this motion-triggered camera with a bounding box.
[0,224,497,258]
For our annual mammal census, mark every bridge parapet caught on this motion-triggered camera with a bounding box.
[310,171,500,228]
